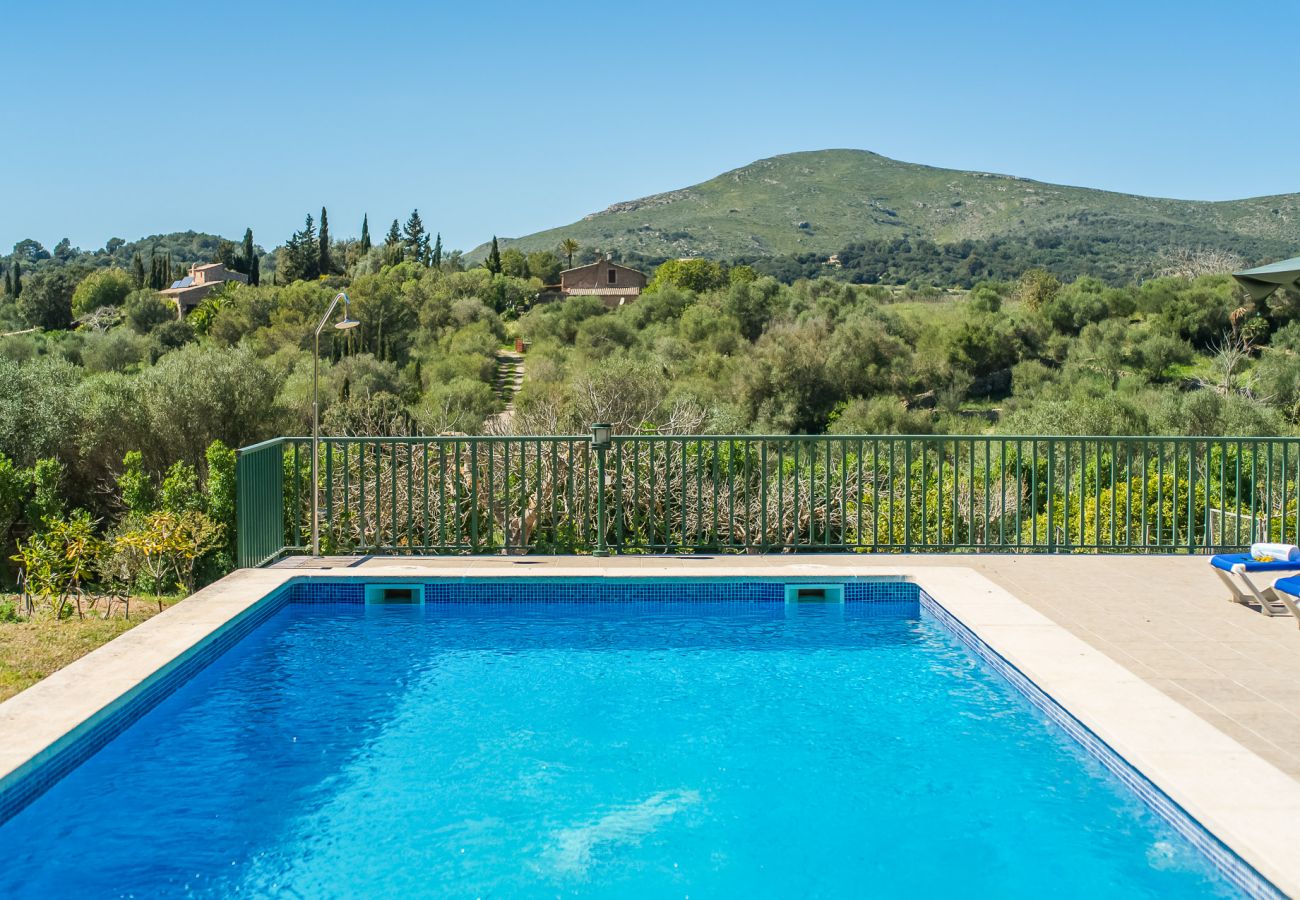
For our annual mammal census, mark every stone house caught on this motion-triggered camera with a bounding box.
[559,257,647,308]
[160,262,248,314]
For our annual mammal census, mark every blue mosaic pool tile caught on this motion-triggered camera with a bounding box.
[286,577,921,611]
[919,589,1283,900]
[289,581,365,604]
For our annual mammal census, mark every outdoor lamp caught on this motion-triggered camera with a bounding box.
[312,292,361,556]
[591,424,613,557]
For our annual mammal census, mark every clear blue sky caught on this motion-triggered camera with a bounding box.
[2,0,1296,255]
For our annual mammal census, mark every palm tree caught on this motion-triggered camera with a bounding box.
[559,238,579,270]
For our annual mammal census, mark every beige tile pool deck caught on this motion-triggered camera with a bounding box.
[3,554,1300,894]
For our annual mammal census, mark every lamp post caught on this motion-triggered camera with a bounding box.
[312,292,361,556]
[591,424,612,557]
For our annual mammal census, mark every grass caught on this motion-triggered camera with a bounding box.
[0,594,184,703]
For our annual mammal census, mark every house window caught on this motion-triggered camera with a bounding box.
[607,269,617,284]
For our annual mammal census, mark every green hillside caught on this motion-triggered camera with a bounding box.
[484,149,1300,265]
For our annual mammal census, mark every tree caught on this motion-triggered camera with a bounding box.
[130,252,145,288]
[124,290,175,333]
[403,209,429,263]
[0,452,27,575]
[384,219,403,265]
[485,236,502,274]
[1016,268,1062,311]
[431,232,442,268]
[12,239,49,264]
[359,214,371,255]
[160,460,203,513]
[147,250,173,290]
[280,215,320,282]
[526,251,561,284]
[17,268,78,330]
[1075,319,1134,389]
[25,458,64,527]
[648,258,727,293]
[10,260,19,297]
[500,247,529,278]
[53,238,74,261]
[71,268,134,317]
[116,450,156,516]
[204,440,236,567]
[559,238,579,269]
[216,239,240,270]
[114,511,220,610]
[0,357,81,467]
[249,253,260,287]
[12,511,100,620]
[319,206,332,275]
[240,228,255,275]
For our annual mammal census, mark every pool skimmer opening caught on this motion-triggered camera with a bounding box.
[364,584,425,605]
[784,584,845,605]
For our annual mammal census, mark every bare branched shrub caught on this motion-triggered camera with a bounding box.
[1156,247,1246,280]
[1206,331,1253,394]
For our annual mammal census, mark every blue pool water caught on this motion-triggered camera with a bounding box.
[0,596,1243,898]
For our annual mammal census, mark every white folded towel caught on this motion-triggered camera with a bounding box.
[1250,542,1300,562]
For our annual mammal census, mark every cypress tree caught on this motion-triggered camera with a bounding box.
[12,260,20,297]
[359,214,371,254]
[431,233,442,268]
[297,215,319,280]
[250,253,260,286]
[318,207,332,274]
[131,252,145,288]
[2,265,9,297]
[241,228,255,274]
[486,236,502,274]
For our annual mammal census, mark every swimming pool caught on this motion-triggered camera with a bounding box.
[0,579,1271,897]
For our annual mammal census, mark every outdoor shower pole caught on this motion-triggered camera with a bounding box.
[312,293,360,556]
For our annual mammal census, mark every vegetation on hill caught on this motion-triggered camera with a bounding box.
[484,149,1300,282]
[511,269,1293,438]
[0,177,1297,586]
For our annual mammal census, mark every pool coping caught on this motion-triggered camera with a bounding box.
[2,560,1299,896]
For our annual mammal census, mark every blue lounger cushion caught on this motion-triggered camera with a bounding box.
[1210,553,1300,574]
[1273,575,1300,597]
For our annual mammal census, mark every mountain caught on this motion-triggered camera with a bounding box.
[482,150,1300,271]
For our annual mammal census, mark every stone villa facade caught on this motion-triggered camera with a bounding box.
[160,262,247,314]
[559,258,647,308]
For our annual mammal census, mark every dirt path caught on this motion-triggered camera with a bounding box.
[486,350,525,430]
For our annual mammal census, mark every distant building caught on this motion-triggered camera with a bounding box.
[559,257,647,308]
[160,262,247,314]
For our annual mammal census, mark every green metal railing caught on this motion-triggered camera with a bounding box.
[236,433,1300,567]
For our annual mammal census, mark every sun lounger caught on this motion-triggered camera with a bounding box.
[1266,575,1300,627]
[1209,553,1300,617]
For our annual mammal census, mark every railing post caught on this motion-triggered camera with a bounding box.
[236,439,285,568]
[592,424,612,557]
[1047,438,1056,553]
